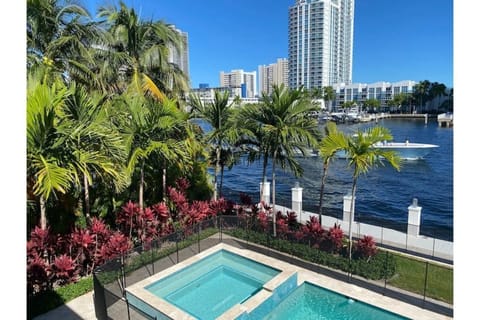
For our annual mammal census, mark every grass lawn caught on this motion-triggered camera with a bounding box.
[388,253,453,304]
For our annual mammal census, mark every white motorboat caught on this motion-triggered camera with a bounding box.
[336,140,439,160]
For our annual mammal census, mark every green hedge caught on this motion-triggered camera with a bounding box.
[226,228,395,280]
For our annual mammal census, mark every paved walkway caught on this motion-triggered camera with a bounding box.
[33,291,96,320]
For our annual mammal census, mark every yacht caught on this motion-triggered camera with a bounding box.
[336,140,439,160]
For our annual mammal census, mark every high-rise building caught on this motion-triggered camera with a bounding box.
[288,0,354,89]
[168,26,190,80]
[219,69,257,98]
[258,58,289,96]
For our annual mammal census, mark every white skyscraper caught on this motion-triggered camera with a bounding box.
[219,69,257,98]
[288,0,354,89]
[258,58,289,96]
[168,27,190,80]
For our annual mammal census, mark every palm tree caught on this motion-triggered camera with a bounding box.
[27,0,100,85]
[59,82,128,219]
[188,90,238,200]
[429,82,447,112]
[255,84,321,236]
[343,126,401,260]
[27,74,76,230]
[413,80,431,113]
[96,1,189,100]
[116,93,190,210]
[318,122,348,225]
[323,86,336,112]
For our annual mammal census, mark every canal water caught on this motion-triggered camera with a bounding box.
[219,118,453,241]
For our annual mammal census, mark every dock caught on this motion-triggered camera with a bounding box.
[437,113,453,127]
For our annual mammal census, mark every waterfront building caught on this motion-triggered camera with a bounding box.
[288,0,355,89]
[258,58,289,96]
[219,69,257,98]
[331,80,416,111]
[189,86,259,107]
[168,26,190,80]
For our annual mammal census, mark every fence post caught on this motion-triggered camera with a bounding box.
[423,261,429,306]
[407,198,422,237]
[291,182,303,222]
[93,272,108,320]
[259,180,271,204]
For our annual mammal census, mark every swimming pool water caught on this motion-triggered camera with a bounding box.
[262,282,410,320]
[145,249,280,319]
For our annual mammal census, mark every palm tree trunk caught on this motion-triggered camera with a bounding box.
[83,173,90,220]
[139,160,145,210]
[214,146,220,200]
[260,153,269,202]
[318,161,329,226]
[220,164,225,198]
[40,195,47,230]
[272,150,277,237]
[348,177,358,260]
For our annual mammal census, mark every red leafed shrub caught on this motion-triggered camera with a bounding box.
[49,254,79,286]
[100,231,132,261]
[322,223,344,253]
[239,192,252,206]
[168,186,189,219]
[276,218,289,238]
[304,216,325,247]
[286,211,298,229]
[257,212,269,232]
[209,198,228,216]
[27,226,57,259]
[354,235,378,260]
[175,177,190,193]
[152,202,170,222]
[136,207,159,247]
[89,217,111,241]
[116,201,140,237]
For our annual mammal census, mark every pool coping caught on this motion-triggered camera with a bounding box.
[127,243,451,320]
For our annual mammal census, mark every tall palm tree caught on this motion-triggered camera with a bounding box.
[323,86,336,112]
[343,126,401,260]
[96,1,189,100]
[27,74,76,230]
[188,90,239,200]
[429,82,447,112]
[254,84,321,236]
[27,0,100,85]
[413,80,431,113]
[318,122,348,225]
[116,93,190,210]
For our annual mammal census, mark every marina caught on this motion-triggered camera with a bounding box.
[220,118,453,241]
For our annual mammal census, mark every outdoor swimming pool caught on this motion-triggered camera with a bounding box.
[130,248,281,319]
[261,282,409,320]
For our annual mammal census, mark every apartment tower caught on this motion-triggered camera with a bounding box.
[219,69,257,98]
[258,58,289,96]
[288,0,354,89]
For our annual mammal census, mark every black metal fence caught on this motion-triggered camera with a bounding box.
[93,216,453,320]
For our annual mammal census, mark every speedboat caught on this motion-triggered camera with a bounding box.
[336,140,439,160]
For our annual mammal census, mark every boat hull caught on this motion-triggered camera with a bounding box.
[336,142,439,160]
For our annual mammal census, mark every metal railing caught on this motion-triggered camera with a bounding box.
[93,215,453,320]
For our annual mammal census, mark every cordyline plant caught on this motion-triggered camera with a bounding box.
[354,235,378,261]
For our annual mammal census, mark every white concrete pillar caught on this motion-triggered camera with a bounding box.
[291,183,303,220]
[343,195,355,224]
[259,181,271,204]
[408,198,422,236]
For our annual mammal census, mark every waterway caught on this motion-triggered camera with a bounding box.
[219,118,453,241]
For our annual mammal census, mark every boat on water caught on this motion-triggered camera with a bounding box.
[336,140,439,160]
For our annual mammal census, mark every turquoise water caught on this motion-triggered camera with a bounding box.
[262,282,410,320]
[145,249,280,319]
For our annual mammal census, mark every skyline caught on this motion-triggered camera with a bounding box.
[82,0,453,88]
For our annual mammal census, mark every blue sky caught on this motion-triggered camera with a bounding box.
[83,0,453,88]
